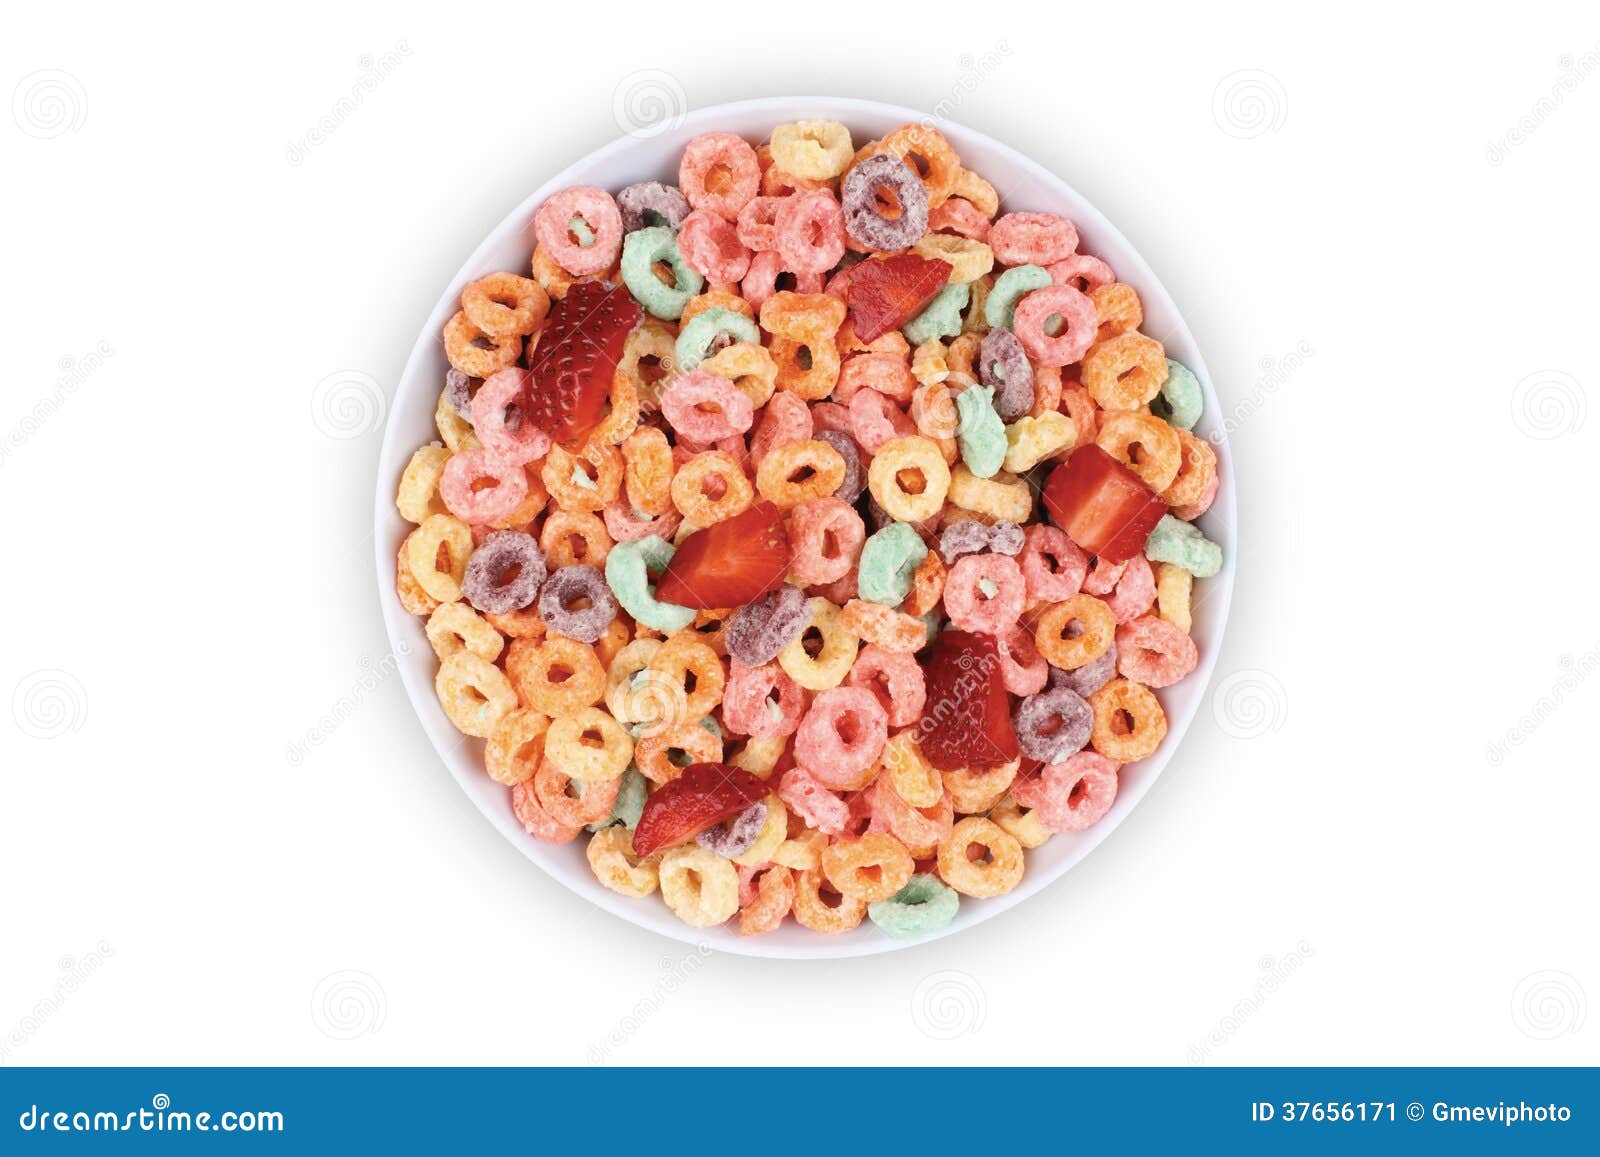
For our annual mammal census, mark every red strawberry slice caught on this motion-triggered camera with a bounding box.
[1041,445,1168,564]
[846,253,954,342]
[918,629,1019,771]
[653,500,790,611]
[521,280,640,447]
[632,762,770,858]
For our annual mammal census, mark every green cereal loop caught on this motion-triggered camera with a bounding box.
[902,281,969,345]
[858,522,929,606]
[868,873,960,940]
[621,226,704,320]
[1150,359,1203,431]
[984,264,1052,330]
[604,534,696,633]
[1144,514,1223,578]
[676,307,760,370]
[587,765,648,832]
[955,384,1007,479]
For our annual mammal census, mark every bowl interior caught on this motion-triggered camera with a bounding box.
[374,97,1236,959]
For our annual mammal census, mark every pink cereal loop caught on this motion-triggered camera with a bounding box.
[775,190,847,276]
[1115,614,1199,688]
[1172,471,1220,521]
[787,497,866,586]
[510,781,581,843]
[848,388,917,454]
[736,196,784,252]
[794,686,889,789]
[943,553,1027,635]
[1082,555,1127,597]
[996,625,1049,696]
[989,211,1079,267]
[679,133,761,221]
[678,209,753,285]
[1048,253,1115,293]
[845,645,926,727]
[809,401,853,436]
[739,250,823,311]
[1104,554,1157,623]
[471,368,551,464]
[532,186,622,277]
[778,767,850,835]
[723,659,805,739]
[440,448,530,525]
[602,497,682,544]
[1020,524,1088,603]
[748,389,813,468]
[836,352,916,404]
[927,198,992,241]
[661,370,755,442]
[1012,752,1120,833]
[1012,284,1098,368]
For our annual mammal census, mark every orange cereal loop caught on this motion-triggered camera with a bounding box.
[838,316,911,358]
[461,271,550,338]
[545,706,634,783]
[771,335,842,400]
[531,242,614,300]
[1082,332,1168,412]
[698,342,778,409]
[591,371,641,446]
[950,165,999,217]
[617,319,679,413]
[443,311,521,378]
[621,426,675,516]
[755,439,846,508]
[1034,594,1116,670]
[434,651,517,738]
[1031,365,1064,418]
[486,467,548,531]
[395,540,441,616]
[648,636,726,718]
[901,548,946,617]
[542,442,623,513]
[943,760,1019,815]
[534,758,619,827]
[1162,428,1218,509]
[671,450,755,525]
[1090,677,1168,762]
[759,291,847,341]
[873,123,960,208]
[540,510,613,569]
[484,605,546,640]
[946,333,981,376]
[504,635,606,715]
[634,721,723,785]
[405,514,473,603]
[1060,383,1099,446]
[1095,411,1183,493]
[681,286,754,326]
[821,833,915,903]
[739,864,796,936]
[594,617,631,669]
[936,816,1024,899]
[1091,283,1143,343]
[756,143,829,197]
[676,608,733,657]
[484,708,550,786]
[791,868,867,934]
[840,599,927,654]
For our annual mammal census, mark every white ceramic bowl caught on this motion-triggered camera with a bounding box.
[374,97,1236,959]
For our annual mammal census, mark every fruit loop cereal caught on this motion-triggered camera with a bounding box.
[394,119,1225,941]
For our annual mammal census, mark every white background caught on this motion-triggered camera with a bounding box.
[2,1,1596,1066]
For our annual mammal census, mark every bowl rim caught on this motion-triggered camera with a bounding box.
[373,95,1237,960]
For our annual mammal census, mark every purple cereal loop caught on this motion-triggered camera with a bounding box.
[1012,686,1093,763]
[988,521,1025,556]
[978,327,1035,421]
[863,496,896,535]
[616,181,690,232]
[696,798,769,858]
[939,521,991,564]
[725,585,812,668]
[1049,640,1118,698]
[841,154,929,251]
[462,530,546,614]
[815,428,865,504]
[536,563,618,643]
[445,368,476,419]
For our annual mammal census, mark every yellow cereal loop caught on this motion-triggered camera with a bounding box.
[406,513,473,603]
[1002,410,1076,474]
[951,166,999,217]
[587,825,661,898]
[770,120,855,180]
[937,816,1024,898]
[659,845,740,927]
[913,234,994,283]
[773,829,828,872]
[778,598,860,691]
[434,651,517,738]
[727,735,788,778]
[434,388,478,452]
[395,541,440,617]
[484,708,549,786]
[911,340,951,386]
[867,436,951,523]
[989,793,1054,849]
[699,342,778,409]
[881,731,942,808]
[946,465,1032,523]
[1156,562,1194,633]
[425,601,504,663]
[822,832,914,903]
[544,706,633,783]
[732,794,788,867]
[396,442,451,523]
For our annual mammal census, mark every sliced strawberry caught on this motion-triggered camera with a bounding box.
[632,762,770,858]
[653,500,790,610]
[918,629,1019,771]
[1041,445,1168,564]
[521,280,640,447]
[846,253,953,342]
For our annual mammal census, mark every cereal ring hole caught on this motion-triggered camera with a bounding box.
[874,185,905,220]
[965,840,995,865]
[704,164,735,196]
[800,626,825,658]
[896,467,928,494]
